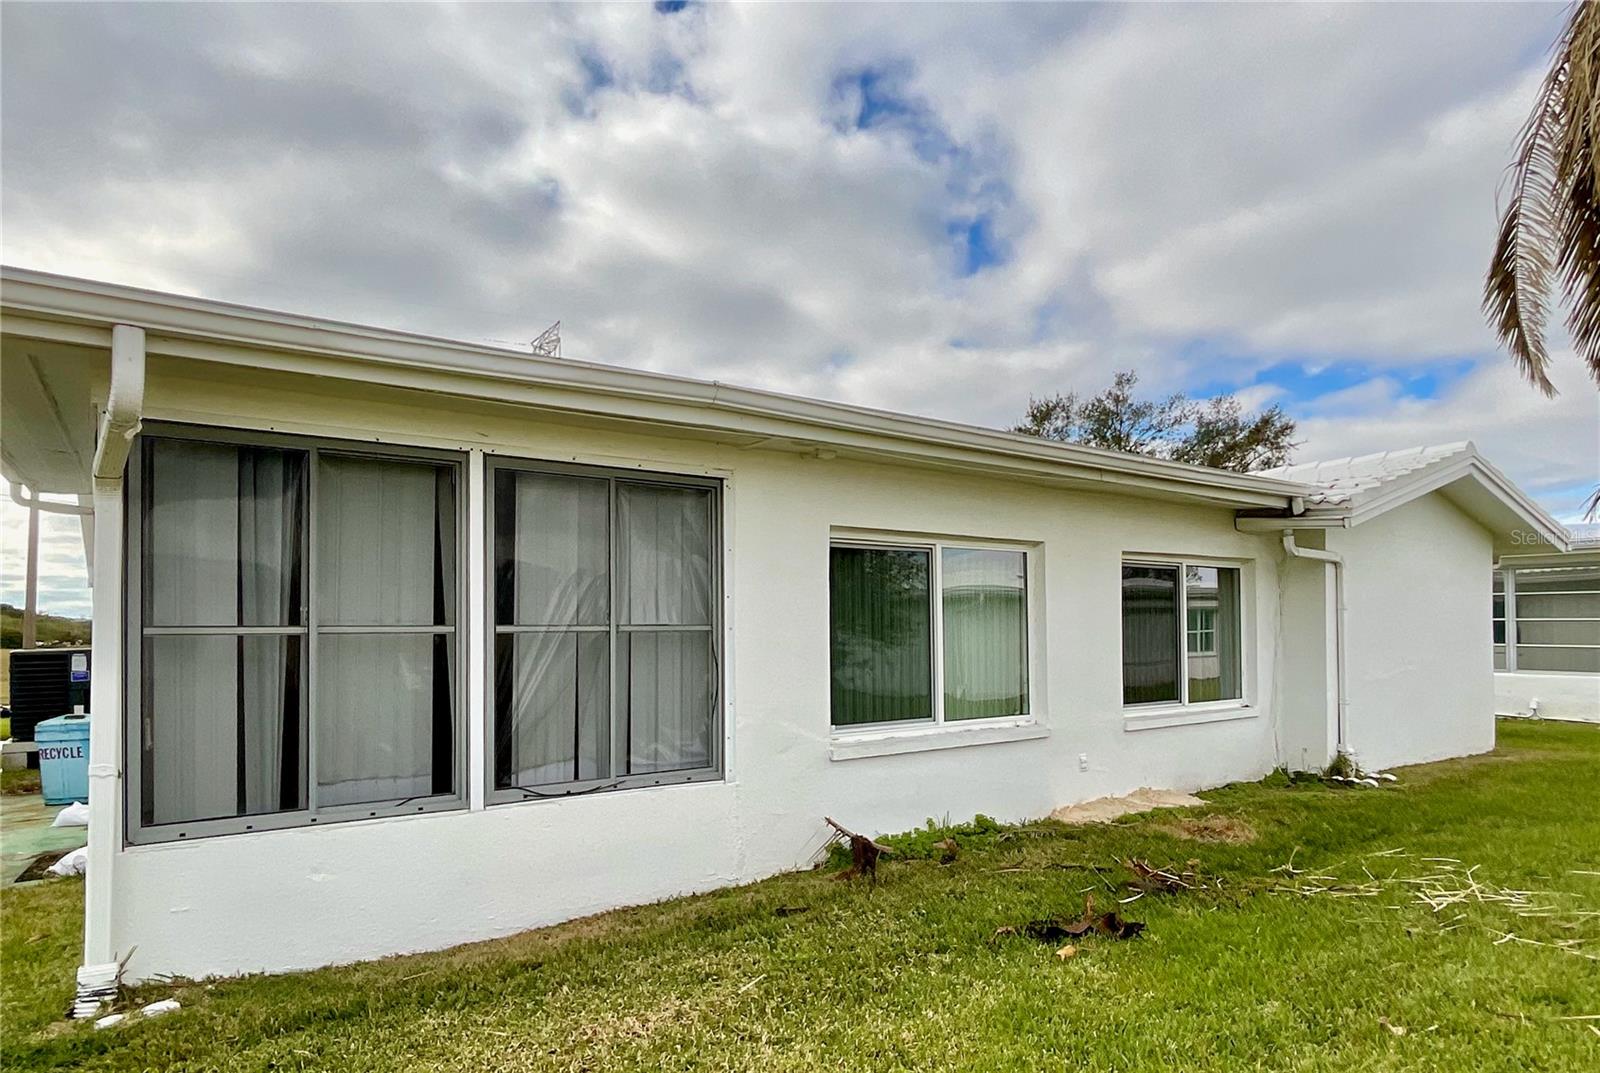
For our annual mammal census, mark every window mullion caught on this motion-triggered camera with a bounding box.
[306,444,320,817]
[1178,561,1190,706]
[931,543,945,724]
[608,476,622,781]
[1505,569,1518,672]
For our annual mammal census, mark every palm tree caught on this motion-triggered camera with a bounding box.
[1484,1,1600,396]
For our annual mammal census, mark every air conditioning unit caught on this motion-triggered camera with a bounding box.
[7,647,90,767]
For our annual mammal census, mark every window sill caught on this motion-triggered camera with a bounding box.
[1123,702,1254,732]
[829,719,1049,761]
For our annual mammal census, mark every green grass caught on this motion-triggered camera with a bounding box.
[3,719,1598,1072]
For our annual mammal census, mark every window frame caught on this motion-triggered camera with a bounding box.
[1121,556,1248,713]
[124,423,469,846]
[1496,565,1600,675]
[828,533,1037,733]
[483,456,725,805]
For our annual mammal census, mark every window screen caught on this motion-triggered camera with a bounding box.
[131,432,461,841]
[491,464,721,796]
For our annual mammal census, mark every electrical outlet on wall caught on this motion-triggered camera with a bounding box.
[1077,753,1089,772]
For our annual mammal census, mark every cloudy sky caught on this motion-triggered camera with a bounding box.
[3,1,1598,618]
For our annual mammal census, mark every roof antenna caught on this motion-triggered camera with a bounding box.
[530,321,561,358]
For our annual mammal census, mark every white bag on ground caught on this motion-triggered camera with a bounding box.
[51,801,90,827]
[47,847,88,877]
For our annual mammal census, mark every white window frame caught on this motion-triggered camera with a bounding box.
[828,532,1041,738]
[124,423,469,846]
[1121,556,1251,725]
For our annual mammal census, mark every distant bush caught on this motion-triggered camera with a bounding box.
[0,604,91,648]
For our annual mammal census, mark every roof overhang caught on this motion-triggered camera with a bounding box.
[1242,445,1569,555]
[1,266,1308,510]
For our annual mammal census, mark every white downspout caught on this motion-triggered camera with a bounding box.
[1281,531,1349,758]
[76,324,145,1018]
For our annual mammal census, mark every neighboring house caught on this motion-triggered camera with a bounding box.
[1492,522,1600,723]
[0,268,1572,1006]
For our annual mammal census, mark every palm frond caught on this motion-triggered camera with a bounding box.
[1485,47,1566,397]
[1555,2,1600,389]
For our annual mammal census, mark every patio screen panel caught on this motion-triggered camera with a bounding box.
[1499,564,1600,674]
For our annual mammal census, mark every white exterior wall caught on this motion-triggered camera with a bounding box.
[1494,672,1600,722]
[1328,493,1497,770]
[108,365,1287,980]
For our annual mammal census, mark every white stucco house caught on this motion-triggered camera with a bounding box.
[0,267,1574,1008]
[1492,522,1599,723]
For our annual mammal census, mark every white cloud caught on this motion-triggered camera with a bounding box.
[1293,358,1599,511]
[0,0,1591,523]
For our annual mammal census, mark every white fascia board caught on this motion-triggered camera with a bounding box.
[1497,545,1600,568]
[0,266,1309,510]
[1234,515,1349,532]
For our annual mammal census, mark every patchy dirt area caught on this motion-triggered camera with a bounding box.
[1156,815,1258,844]
[1050,788,1206,824]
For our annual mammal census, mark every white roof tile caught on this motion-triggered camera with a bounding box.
[1259,442,1474,507]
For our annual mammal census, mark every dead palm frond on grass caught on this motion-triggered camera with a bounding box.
[1485,1,1600,396]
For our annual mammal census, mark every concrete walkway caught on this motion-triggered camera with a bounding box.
[0,791,87,886]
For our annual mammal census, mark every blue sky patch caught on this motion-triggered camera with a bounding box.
[1186,346,1481,410]
[947,215,1007,276]
[832,65,955,165]
[831,64,1015,277]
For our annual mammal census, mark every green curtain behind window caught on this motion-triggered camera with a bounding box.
[830,547,932,725]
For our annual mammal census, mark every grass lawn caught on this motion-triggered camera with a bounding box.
[3,719,1598,1072]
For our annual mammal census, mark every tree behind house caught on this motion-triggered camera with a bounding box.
[1012,370,1297,473]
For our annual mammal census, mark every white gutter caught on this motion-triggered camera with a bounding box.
[8,482,94,515]
[1281,531,1349,757]
[91,324,146,482]
[1,265,1308,510]
[76,323,144,1017]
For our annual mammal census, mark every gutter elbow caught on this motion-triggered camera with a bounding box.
[1282,529,1341,565]
[91,325,146,484]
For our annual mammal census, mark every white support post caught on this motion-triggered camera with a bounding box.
[77,480,126,1015]
[75,322,144,1017]
[22,502,40,648]
[466,450,486,811]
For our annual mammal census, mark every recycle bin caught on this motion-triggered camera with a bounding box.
[36,712,91,806]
